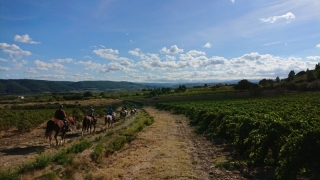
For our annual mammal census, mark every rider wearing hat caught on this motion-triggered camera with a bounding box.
[88,106,94,117]
[87,106,96,122]
[54,104,70,131]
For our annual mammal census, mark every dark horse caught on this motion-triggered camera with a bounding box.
[130,109,137,115]
[105,112,116,129]
[120,110,127,119]
[45,116,75,146]
[81,115,97,136]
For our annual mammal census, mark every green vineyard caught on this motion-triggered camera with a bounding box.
[156,92,320,179]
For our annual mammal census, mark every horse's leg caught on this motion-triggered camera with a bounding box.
[54,130,59,146]
[61,132,66,145]
[48,131,52,146]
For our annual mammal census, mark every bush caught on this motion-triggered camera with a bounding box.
[0,169,19,180]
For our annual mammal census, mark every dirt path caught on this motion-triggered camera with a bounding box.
[0,106,246,179]
[90,107,244,180]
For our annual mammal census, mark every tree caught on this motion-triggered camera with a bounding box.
[307,71,315,82]
[288,70,295,81]
[296,71,306,76]
[175,85,187,92]
[315,63,320,71]
[259,79,269,87]
[83,91,93,97]
[276,76,280,83]
[234,79,255,90]
[316,70,320,79]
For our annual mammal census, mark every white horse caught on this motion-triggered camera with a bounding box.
[105,112,116,128]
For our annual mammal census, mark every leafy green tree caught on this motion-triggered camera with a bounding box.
[307,71,315,82]
[234,79,256,90]
[296,70,306,76]
[276,76,280,83]
[287,70,295,81]
[259,79,269,87]
[175,85,187,92]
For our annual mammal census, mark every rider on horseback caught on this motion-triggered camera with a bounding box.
[108,106,115,121]
[88,106,95,119]
[54,104,71,132]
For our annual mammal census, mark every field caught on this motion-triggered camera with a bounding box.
[156,91,320,179]
[0,90,319,179]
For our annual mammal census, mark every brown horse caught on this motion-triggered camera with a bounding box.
[105,112,116,129]
[81,115,97,136]
[45,116,75,146]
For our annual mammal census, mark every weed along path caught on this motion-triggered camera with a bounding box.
[91,107,244,180]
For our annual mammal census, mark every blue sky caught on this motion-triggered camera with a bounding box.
[1,0,319,83]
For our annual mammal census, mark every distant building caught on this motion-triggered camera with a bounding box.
[18,96,24,99]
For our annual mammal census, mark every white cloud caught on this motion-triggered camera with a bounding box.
[99,62,129,73]
[13,63,23,69]
[260,12,295,23]
[74,60,106,71]
[34,60,65,71]
[5,74,18,78]
[52,58,74,63]
[0,57,8,62]
[231,0,235,3]
[160,45,184,54]
[203,43,212,48]
[93,48,131,62]
[306,56,320,61]
[21,60,28,64]
[165,55,176,61]
[137,50,225,71]
[0,66,10,71]
[263,41,281,46]
[0,43,31,59]
[25,68,37,73]
[83,56,92,59]
[14,34,40,44]
[316,44,320,48]
[25,74,65,80]
[128,48,140,56]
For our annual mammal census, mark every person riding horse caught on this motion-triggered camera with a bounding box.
[87,106,96,122]
[54,104,71,132]
[107,106,115,121]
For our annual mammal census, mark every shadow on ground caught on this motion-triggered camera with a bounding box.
[0,145,45,156]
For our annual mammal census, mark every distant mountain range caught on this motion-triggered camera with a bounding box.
[0,79,259,95]
[0,79,147,95]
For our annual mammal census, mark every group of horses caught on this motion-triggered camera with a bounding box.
[120,109,137,119]
[45,108,137,146]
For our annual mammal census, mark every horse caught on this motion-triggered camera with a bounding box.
[130,109,137,115]
[45,116,75,146]
[105,112,116,129]
[120,110,127,119]
[81,115,97,136]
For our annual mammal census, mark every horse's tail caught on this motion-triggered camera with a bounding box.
[45,120,54,139]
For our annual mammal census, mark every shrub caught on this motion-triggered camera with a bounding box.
[0,169,19,180]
